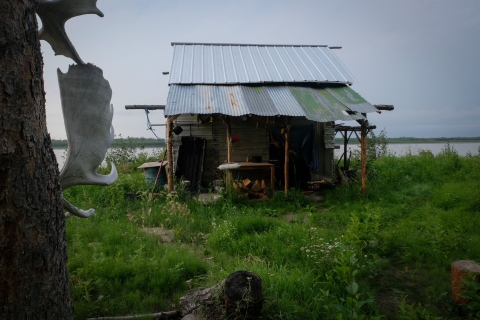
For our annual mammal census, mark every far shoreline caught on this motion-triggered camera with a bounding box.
[51,136,480,149]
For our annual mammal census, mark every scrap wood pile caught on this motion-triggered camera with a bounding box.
[232,178,273,199]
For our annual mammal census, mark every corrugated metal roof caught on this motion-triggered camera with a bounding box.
[169,43,357,85]
[165,84,375,123]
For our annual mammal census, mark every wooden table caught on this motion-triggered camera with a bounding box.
[232,162,275,190]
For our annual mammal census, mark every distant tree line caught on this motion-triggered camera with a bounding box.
[51,136,479,149]
[51,137,166,149]
[334,136,480,145]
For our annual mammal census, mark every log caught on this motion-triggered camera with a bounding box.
[86,310,180,320]
[180,271,263,319]
[451,260,480,304]
[180,281,224,317]
[251,180,262,192]
[243,178,252,189]
[260,179,267,190]
[263,187,273,198]
[259,194,269,200]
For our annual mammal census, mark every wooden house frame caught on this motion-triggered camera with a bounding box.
[128,43,393,194]
[163,43,389,193]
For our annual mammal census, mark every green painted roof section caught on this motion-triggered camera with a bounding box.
[166,84,373,122]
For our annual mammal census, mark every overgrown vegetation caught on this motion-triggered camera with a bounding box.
[64,138,480,319]
[52,135,166,149]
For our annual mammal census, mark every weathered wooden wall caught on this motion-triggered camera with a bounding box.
[171,114,334,189]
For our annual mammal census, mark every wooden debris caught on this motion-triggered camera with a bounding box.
[86,310,180,320]
[180,271,263,320]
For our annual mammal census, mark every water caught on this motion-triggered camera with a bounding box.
[53,142,480,169]
[334,142,480,158]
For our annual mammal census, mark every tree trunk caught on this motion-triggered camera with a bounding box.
[0,1,73,318]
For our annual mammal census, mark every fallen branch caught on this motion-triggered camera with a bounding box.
[86,310,180,320]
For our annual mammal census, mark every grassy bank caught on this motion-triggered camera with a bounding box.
[64,145,480,319]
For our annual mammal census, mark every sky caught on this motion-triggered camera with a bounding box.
[38,0,480,140]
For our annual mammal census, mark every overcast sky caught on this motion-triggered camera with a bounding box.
[39,0,480,140]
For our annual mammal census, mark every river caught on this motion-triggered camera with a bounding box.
[53,142,480,169]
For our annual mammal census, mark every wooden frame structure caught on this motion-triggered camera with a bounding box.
[335,105,394,194]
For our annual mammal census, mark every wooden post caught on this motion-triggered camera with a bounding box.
[221,116,232,163]
[451,260,480,305]
[166,115,180,193]
[284,119,290,194]
[226,117,232,163]
[360,119,367,195]
[343,130,348,170]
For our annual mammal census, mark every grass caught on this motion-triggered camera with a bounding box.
[64,145,480,319]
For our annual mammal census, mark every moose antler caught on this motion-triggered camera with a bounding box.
[37,0,118,218]
[58,64,118,218]
[37,0,104,64]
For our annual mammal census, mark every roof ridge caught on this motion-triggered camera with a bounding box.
[171,42,329,47]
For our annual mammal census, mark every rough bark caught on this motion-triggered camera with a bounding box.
[0,0,73,318]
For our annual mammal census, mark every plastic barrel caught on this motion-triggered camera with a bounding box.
[144,167,167,186]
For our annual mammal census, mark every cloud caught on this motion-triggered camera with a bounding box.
[41,0,480,140]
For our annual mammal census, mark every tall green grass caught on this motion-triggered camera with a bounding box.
[65,144,480,319]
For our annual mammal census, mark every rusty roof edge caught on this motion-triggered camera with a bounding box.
[168,80,353,85]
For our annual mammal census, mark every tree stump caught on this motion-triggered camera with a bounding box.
[180,271,263,320]
[451,260,480,304]
[224,270,263,316]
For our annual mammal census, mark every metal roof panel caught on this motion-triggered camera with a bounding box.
[169,43,356,84]
[166,85,372,122]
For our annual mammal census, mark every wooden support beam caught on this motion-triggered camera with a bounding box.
[343,130,348,170]
[284,118,291,194]
[374,104,394,111]
[125,105,165,110]
[360,119,367,195]
[166,115,180,193]
[227,124,232,163]
[222,116,232,163]
[335,125,376,132]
